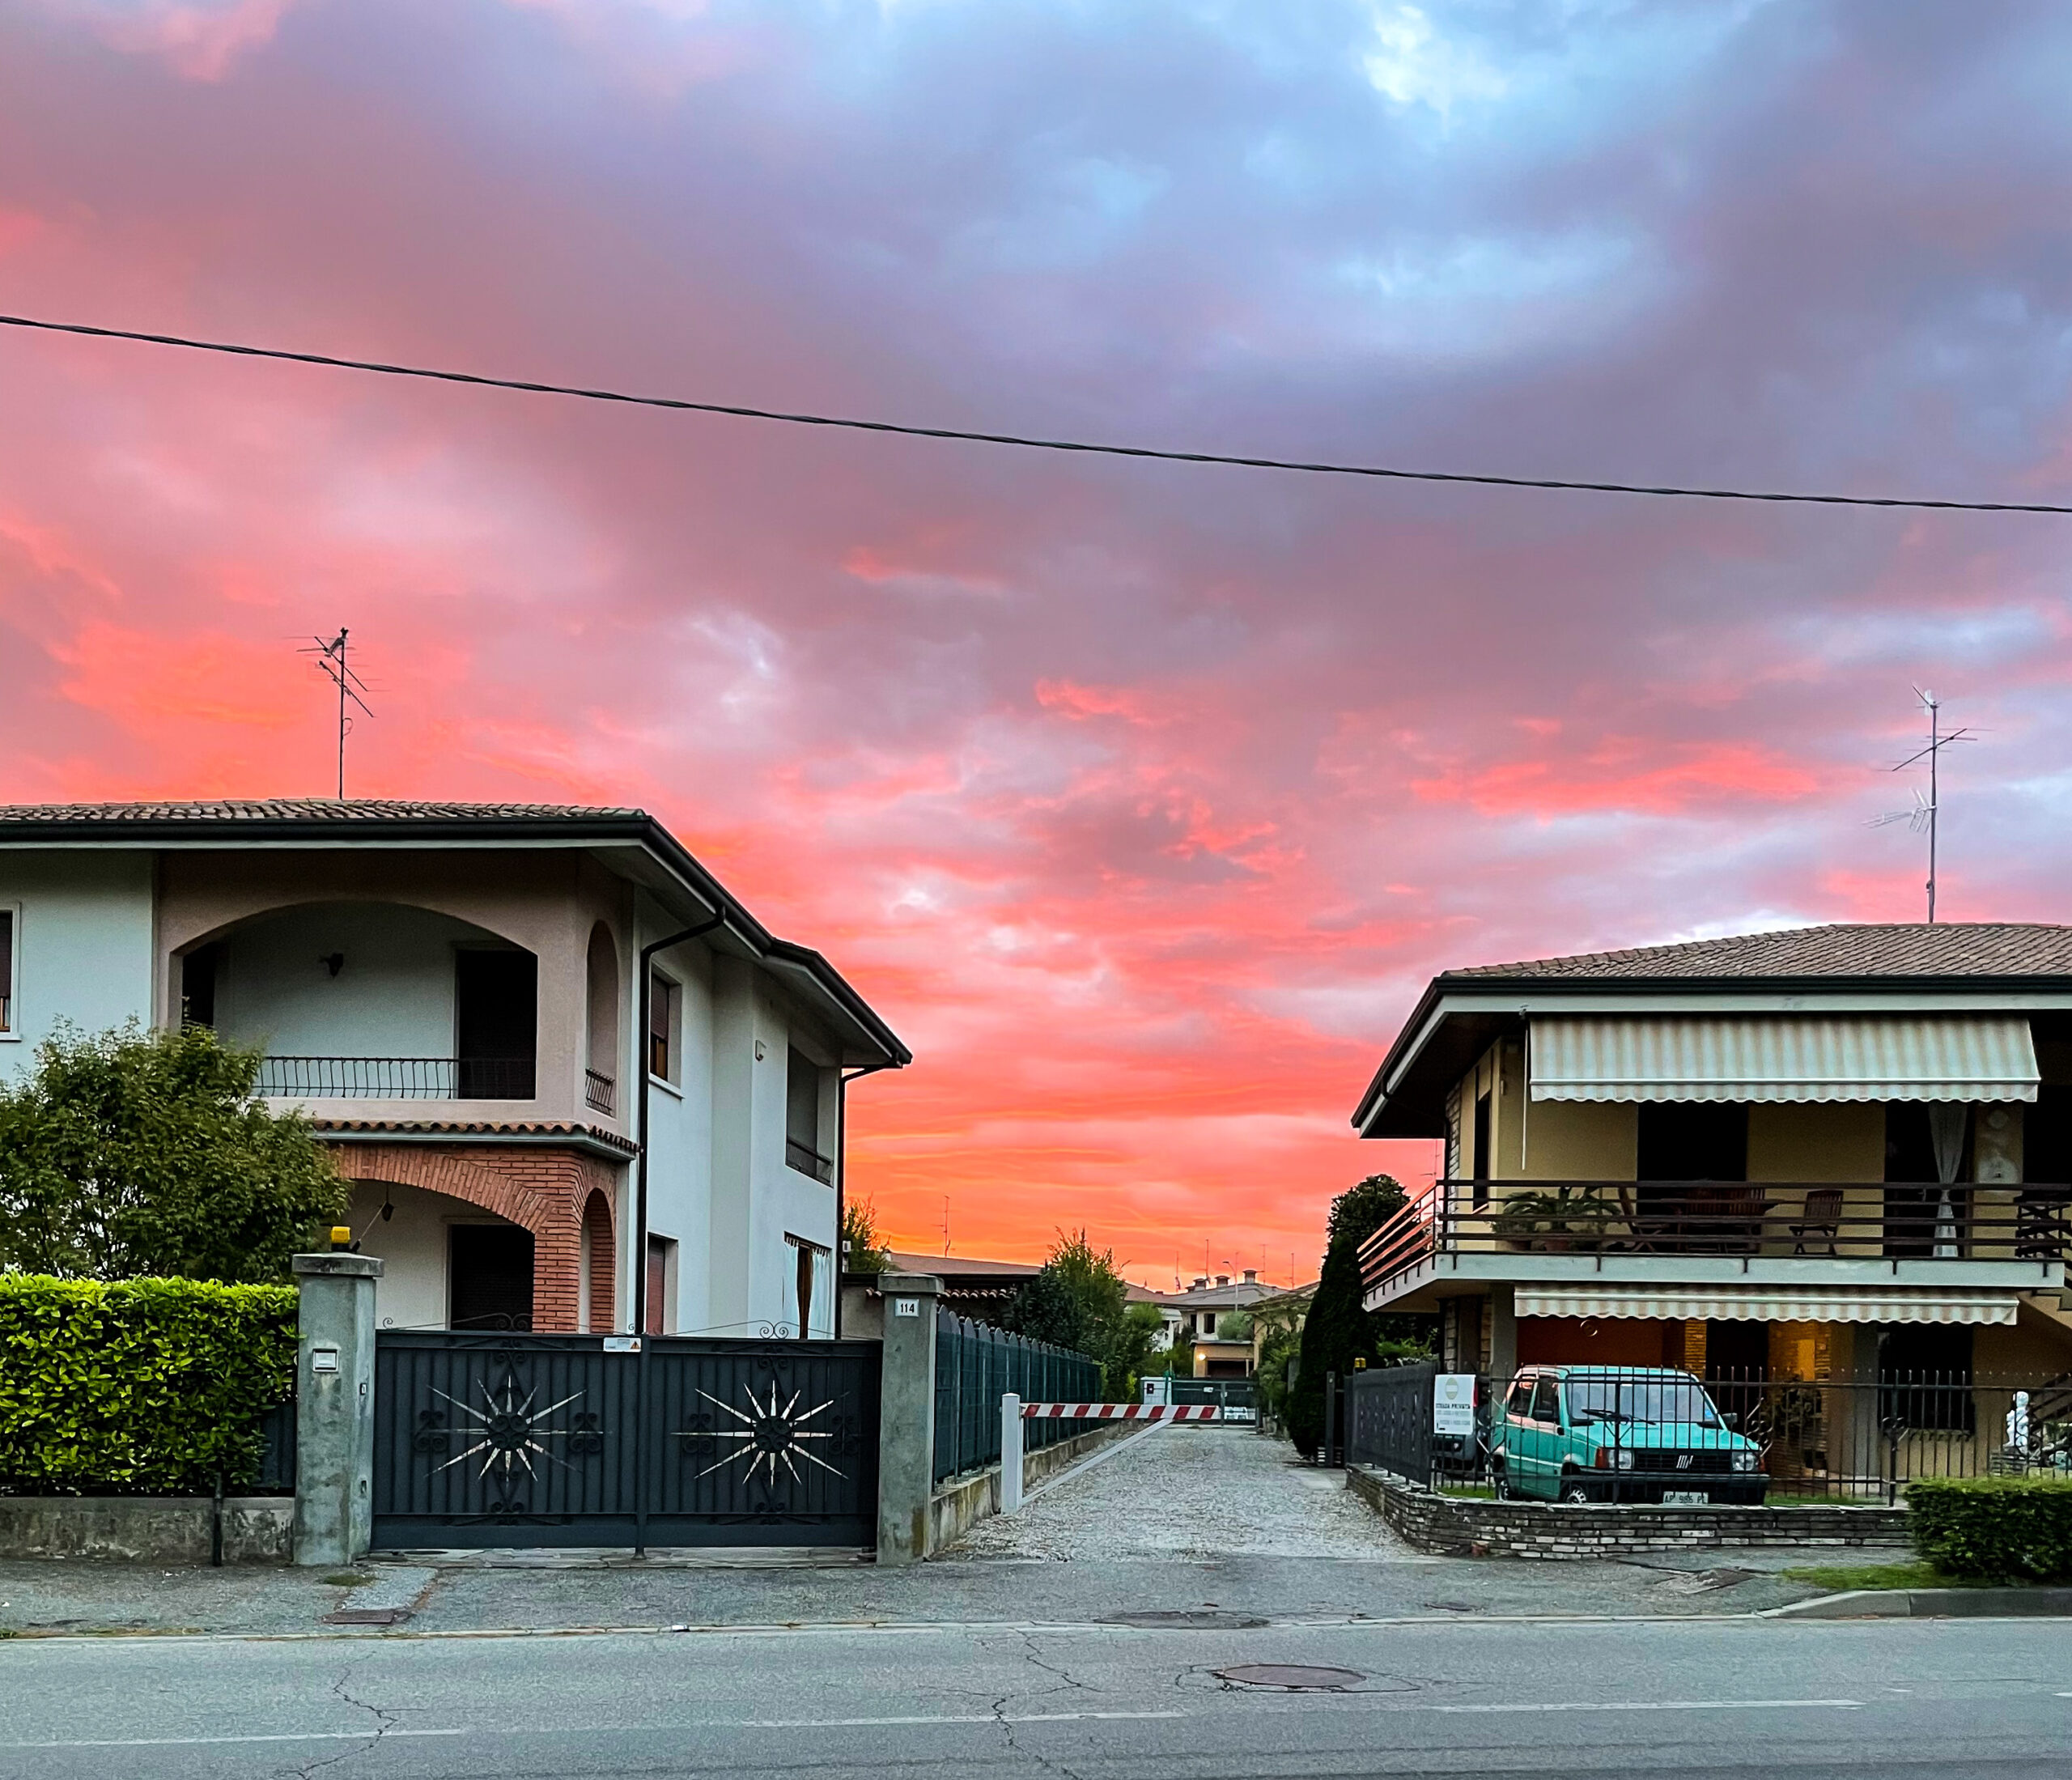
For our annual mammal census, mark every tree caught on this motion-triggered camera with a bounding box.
[1285,1174,1435,1459]
[0,1022,348,1284]
[1002,1230,1159,1397]
[841,1195,890,1273]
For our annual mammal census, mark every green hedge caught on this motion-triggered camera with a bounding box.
[1908,1476,2072,1583]
[0,1275,298,1496]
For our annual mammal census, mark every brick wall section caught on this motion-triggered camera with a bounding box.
[328,1141,624,1332]
[1346,1466,1911,1560]
[582,1188,616,1332]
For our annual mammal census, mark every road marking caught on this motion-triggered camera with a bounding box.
[1429,1699,1862,1715]
[0,1731,470,1750]
[739,1711,1187,1727]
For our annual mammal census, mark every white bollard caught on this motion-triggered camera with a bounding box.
[1000,1393,1024,1515]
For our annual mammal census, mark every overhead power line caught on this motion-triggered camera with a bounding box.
[3,311,2069,514]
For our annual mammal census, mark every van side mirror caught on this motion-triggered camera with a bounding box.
[1722,1411,1739,1431]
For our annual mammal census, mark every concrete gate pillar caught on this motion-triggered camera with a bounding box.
[875,1272,941,1566]
[291,1250,384,1566]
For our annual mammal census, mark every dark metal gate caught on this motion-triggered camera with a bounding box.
[372,1332,881,1549]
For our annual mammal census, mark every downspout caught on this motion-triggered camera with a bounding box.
[834,1061,893,1338]
[635,914,726,1332]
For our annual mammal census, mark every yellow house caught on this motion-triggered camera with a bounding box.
[1353,924,2072,1408]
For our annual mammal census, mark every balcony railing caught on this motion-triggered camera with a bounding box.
[584,1068,617,1115]
[253,1056,537,1100]
[1361,1179,2072,1295]
[786,1136,834,1183]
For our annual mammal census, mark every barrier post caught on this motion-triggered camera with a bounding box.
[1000,1393,1024,1514]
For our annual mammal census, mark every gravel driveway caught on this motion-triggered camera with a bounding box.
[946,1421,1416,1561]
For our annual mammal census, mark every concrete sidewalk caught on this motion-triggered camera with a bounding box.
[0,1430,1913,1639]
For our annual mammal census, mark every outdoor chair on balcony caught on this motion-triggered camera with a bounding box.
[1789,1187,1845,1257]
[1687,1183,1776,1255]
[2014,1190,2072,1263]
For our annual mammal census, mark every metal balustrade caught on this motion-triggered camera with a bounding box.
[584,1068,617,1115]
[253,1055,537,1100]
[1361,1179,2072,1298]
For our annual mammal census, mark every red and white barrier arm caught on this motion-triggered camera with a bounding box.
[1019,1403,1219,1421]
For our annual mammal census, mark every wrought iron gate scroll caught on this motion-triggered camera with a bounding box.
[372,1332,881,1548]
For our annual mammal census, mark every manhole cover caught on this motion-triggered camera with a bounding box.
[1215,1664,1366,1692]
[1102,1609,1268,1630]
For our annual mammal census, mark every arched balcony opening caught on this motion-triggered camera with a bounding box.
[584,922,619,1116]
[178,900,537,1102]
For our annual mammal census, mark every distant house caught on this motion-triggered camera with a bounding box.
[1352,924,2072,1397]
[876,1250,1170,1336]
[1159,1270,1278,1376]
[0,800,908,1340]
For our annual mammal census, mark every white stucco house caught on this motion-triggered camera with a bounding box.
[0,800,909,1339]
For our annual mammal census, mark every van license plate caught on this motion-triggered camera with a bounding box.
[1662,1490,1709,1506]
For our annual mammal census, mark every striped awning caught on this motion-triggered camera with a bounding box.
[1528,1016,2037,1105]
[1514,1285,2019,1325]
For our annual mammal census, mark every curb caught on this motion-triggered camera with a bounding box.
[1768,1587,2072,1620]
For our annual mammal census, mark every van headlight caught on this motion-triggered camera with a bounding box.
[1732,1451,1757,1473]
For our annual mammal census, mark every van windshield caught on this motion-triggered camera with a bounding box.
[1564,1377,1723,1429]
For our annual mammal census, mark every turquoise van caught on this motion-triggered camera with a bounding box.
[1491,1366,1767,1505]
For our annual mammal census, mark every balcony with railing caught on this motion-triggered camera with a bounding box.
[1361,1179,2072,1302]
[584,1068,617,1115]
[253,1055,537,1101]
[786,1136,834,1183]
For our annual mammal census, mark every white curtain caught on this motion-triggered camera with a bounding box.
[1928,1103,1968,1259]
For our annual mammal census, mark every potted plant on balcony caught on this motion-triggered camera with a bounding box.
[1489,1185,1623,1253]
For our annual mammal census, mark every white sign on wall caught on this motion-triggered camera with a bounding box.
[1433,1373,1478,1437]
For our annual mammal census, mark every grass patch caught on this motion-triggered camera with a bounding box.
[320,1571,372,1588]
[1779,1561,1944,1591]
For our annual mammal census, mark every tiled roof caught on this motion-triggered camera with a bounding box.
[1447,923,2072,983]
[310,1118,639,1156]
[0,799,641,824]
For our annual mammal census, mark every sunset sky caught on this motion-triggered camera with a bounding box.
[5,2,2072,1288]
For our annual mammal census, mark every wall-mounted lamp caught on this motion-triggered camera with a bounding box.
[753,1039,767,1061]
[321,953,345,978]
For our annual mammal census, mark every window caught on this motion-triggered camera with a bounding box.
[1471,1090,1492,1209]
[1529,1376,1562,1425]
[786,1047,831,1181]
[448,1225,535,1330]
[1637,1102,1748,1182]
[179,942,220,1029]
[1506,1378,1535,1419]
[645,1234,677,1335]
[455,949,537,1098]
[648,971,681,1084]
[0,908,12,1034]
[784,1234,833,1339]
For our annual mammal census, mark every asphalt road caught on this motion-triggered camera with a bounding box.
[2,1614,2068,1779]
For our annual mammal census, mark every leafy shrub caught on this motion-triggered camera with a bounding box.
[0,1022,347,1283]
[1907,1476,2072,1583]
[0,1274,298,1495]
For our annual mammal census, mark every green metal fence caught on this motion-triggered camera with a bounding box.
[932,1309,1103,1484]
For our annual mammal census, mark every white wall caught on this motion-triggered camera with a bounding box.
[345,1178,529,1332]
[214,902,489,1060]
[0,852,155,1085]
[643,934,715,1334]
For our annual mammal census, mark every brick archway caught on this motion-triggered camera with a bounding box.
[332,1141,624,1332]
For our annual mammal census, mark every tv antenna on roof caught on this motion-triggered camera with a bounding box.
[299,628,373,801]
[1869,688,1974,923]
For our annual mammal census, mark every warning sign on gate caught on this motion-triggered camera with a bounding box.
[1433,1373,1477,1437]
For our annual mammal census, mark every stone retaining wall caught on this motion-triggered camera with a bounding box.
[0,1496,294,1564]
[1348,1466,1910,1560]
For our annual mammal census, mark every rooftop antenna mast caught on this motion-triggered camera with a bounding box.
[300,628,373,801]
[1870,688,1973,923]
